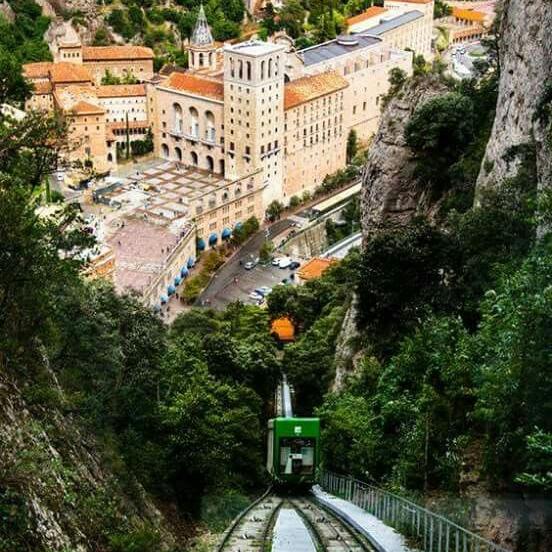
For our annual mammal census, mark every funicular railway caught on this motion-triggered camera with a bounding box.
[215,378,510,552]
[216,377,376,552]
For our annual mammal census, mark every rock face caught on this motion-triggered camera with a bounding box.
[360,76,449,239]
[476,0,552,195]
[0,363,177,551]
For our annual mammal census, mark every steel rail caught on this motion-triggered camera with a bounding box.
[291,495,376,552]
[215,486,275,552]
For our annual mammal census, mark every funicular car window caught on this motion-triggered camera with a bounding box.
[279,437,315,475]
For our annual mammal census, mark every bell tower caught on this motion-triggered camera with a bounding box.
[223,40,286,204]
[188,5,217,72]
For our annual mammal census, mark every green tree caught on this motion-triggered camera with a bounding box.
[278,0,306,38]
[405,92,476,192]
[0,47,31,107]
[346,129,358,163]
[259,239,274,263]
[266,199,284,221]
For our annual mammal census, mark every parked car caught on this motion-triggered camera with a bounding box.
[249,291,263,300]
[258,286,272,296]
[244,261,256,270]
[278,258,292,269]
[272,257,282,266]
[289,261,301,270]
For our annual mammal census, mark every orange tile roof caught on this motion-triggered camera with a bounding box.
[49,62,92,84]
[32,81,53,94]
[270,317,295,342]
[297,257,336,281]
[452,7,486,22]
[96,84,146,98]
[347,6,388,26]
[163,72,224,101]
[284,72,349,110]
[82,45,154,61]
[23,62,53,79]
[70,100,105,115]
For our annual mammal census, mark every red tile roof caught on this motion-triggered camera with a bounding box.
[452,7,486,22]
[284,72,348,110]
[82,45,154,61]
[49,62,92,84]
[163,72,224,101]
[297,257,336,280]
[23,62,53,79]
[70,100,105,115]
[347,6,388,26]
[270,317,295,342]
[32,81,53,94]
[96,84,146,98]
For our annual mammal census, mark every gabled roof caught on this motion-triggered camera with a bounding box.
[387,0,432,4]
[82,45,154,61]
[70,100,105,115]
[284,72,348,110]
[96,84,147,98]
[49,62,92,84]
[367,10,424,35]
[347,6,388,26]
[162,72,224,101]
[32,81,53,94]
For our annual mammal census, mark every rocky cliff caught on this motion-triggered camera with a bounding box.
[360,76,449,238]
[476,0,552,196]
[0,358,178,551]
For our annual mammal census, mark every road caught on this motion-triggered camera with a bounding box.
[196,218,296,309]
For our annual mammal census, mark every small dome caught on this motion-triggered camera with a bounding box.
[336,35,359,46]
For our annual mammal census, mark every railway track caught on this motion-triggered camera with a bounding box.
[216,491,376,552]
[290,496,376,552]
[216,488,282,552]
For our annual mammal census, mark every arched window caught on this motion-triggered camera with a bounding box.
[189,107,199,138]
[107,152,113,162]
[190,52,195,66]
[174,147,182,162]
[284,73,290,83]
[209,52,213,66]
[238,60,243,79]
[230,57,235,77]
[222,191,229,202]
[190,151,198,166]
[268,58,272,78]
[173,103,183,133]
[219,159,225,175]
[246,61,252,80]
[261,60,265,80]
[206,155,214,172]
[161,143,169,158]
[205,111,215,142]
[275,55,280,76]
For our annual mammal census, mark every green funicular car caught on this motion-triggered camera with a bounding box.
[267,417,320,488]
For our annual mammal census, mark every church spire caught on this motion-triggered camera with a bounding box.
[191,4,214,47]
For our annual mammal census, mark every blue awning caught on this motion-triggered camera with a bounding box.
[160,294,168,304]
[181,266,189,278]
[167,284,176,295]
[208,233,218,245]
[197,238,206,251]
[187,256,195,268]
[221,227,232,239]
[174,275,182,285]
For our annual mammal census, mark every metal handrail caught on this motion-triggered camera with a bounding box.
[319,471,511,552]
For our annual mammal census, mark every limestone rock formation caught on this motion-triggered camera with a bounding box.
[0,362,177,551]
[360,76,449,238]
[476,0,552,195]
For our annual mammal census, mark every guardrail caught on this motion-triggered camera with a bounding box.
[319,471,510,552]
